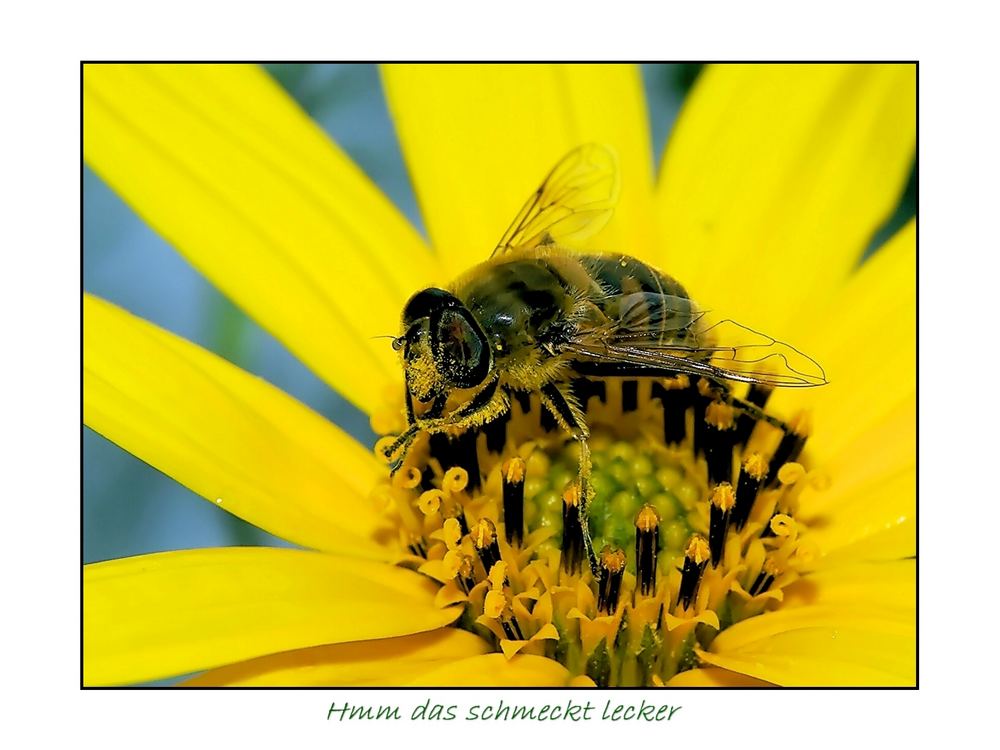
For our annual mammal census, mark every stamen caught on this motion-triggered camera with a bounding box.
[597,546,626,613]
[511,390,532,415]
[733,452,768,531]
[749,557,782,596]
[692,379,715,457]
[634,504,660,596]
[651,374,690,445]
[561,482,586,574]
[621,380,639,412]
[430,430,482,491]
[445,549,476,594]
[571,377,607,408]
[501,457,526,546]
[708,483,735,567]
[735,383,773,446]
[471,518,502,574]
[677,534,710,610]
[704,401,738,486]
[765,412,810,488]
[483,410,511,453]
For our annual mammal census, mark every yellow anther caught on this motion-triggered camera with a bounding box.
[600,545,627,573]
[484,589,507,619]
[417,489,443,515]
[769,514,795,537]
[488,561,508,590]
[502,456,526,484]
[705,401,737,430]
[710,482,735,511]
[762,556,783,576]
[373,436,397,464]
[743,452,768,480]
[443,549,471,578]
[777,462,806,485]
[562,482,582,508]
[392,466,423,490]
[472,518,497,549]
[440,517,463,550]
[442,467,469,494]
[685,534,710,565]
[635,504,660,532]
[697,378,716,397]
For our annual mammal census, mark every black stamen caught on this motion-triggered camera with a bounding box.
[499,620,519,641]
[733,453,767,531]
[540,403,559,432]
[621,380,639,412]
[454,554,475,594]
[765,425,808,488]
[571,377,607,409]
[560,484,586,574]
[708,484,734,568]
[748,570,775,596]
[429,430,482,491]
[678,536,709,610]
[597,546,626,614]
[472,519,502,573]
[512,389,532,414]
[692,379,715,457]
[634,505,660,596]
[735,383,773,446]
[483,410,511,453]
[501,457,526,546]
[704,401,737,486]
[652,375,691,446]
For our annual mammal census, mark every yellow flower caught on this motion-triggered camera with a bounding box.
[83,63,915,687]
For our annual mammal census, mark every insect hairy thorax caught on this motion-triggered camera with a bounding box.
[383,144,828,579]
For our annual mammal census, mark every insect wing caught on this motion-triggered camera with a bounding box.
[492,143,620,257]
[570,299,828,388]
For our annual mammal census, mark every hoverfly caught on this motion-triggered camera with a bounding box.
[383,144,826,575]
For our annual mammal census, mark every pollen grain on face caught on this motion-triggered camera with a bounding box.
[371,376,823,686]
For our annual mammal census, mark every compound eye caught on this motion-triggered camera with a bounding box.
[432,308,490,388]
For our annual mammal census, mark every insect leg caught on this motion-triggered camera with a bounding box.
[383,391,447,474]
[539,381,600,579]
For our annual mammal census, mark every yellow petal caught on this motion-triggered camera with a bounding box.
[771,220,916,464]
[801,465,915,567]
[84,547,459,686]
[701,560,914,686]
[402,653,570,687]
[665,666,774,687]
[657,63,915,336]
[83,63,436,415]
[382,64,655,276]
[84,294,390,558]
[183,629,490,686]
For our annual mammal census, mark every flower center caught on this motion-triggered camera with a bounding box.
[371,377,823,686]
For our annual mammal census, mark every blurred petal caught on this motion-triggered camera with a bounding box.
[700,560,915,686]
[665,667,773,687]
[402,653,571,687]
[84,548,459,686]
[184,629,490,686]
[801,466,915,567]
[382,64,655,276]
[84,294,390,558]
[772,221,916,463]
[84,63,436,415]
[657,63,915,335]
